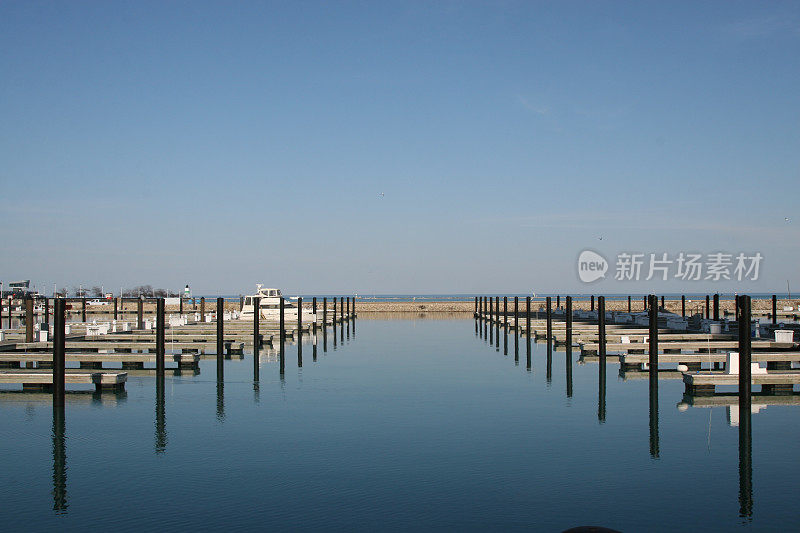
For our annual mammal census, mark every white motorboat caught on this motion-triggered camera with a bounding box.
[239,285,316,322]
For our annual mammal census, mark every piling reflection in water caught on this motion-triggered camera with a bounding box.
[739,398,753,517]
[297,330,303,368]
[216,380,225,422]
[51,405,67,513]
[546,340,553,385]
[598,363,606,423]
[649,377,659,458]
[155,378,167,454]
[526,334,531,371]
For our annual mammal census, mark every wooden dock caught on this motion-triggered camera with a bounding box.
[0,370,127,392]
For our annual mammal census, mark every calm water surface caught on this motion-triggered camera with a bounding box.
[1,317,799,531]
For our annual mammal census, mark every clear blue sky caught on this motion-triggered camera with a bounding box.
[1,1,798,296]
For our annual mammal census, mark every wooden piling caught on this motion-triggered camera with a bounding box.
[546,296,552,342]
[738,295,752,407]
[25,296,34,343]
[556,295,560,309]
[705,295,710,319]
[649,294,658,380]
[82,297,87,322]
[681,295,685,317]
[200,297,205,320]
[298,297,303,332]
[44,297,49,327]
[738,295,753,517]
[280,297,286,344]
[323,297,327,326]
[503,296,508,328]
[113,297,118,320]
[216,297,224,376]
[565,296,572,348]
[598,296,606,364]
[137,298,144,330]
[772,294,777,325]
[713,293,719,321]
[525,296,531,336]
[253,296,260,372]
[591,295,595,312]
[660,295,665,310]
[53,299,66,405]
[156,298,165,377]
[312,297,317,330]
[628,295,631,313]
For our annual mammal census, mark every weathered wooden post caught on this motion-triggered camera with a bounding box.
[298,297,303,368]
[352,296,356,318]
[312,297,317,331]
[253,296,260,379]
[738,295,752,409]
[43,297,49,330]
[525,296,531,336]
[298,297,303,332]
[566,295,573,398]
[137,298,144,330]
[81,297,87,322]
[346,297,350,319]
[323,297,327,326]
[546,296,552,342]
[556,295,560,309]
[628,295,631,313]
[591,295,595,312]
[489,297,494,344]
[503,296,508,328]
[649,294,659,380]
[239,295,244,310]
[279,297,285,346]
[661,295,665,310]
[340,297,345,342]
[737,295,753,516]
[598,295,607,422]
[772,294,777,325]
[216,298,224,376]
[681,295,686,317]
[643,295,647,311]
[495,296,500,348]
[179,297,183,315]
[53,298,66,405]
[598,296,606,364]
[705,295,710,319]
[25,296,34,342]
[565,296,573,348]
[200,297,205,320]
[156,298,165,378]
[713,293,719,321]
[113,297,118,320]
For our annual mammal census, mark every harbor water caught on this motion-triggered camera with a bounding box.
[1,316,799,530]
